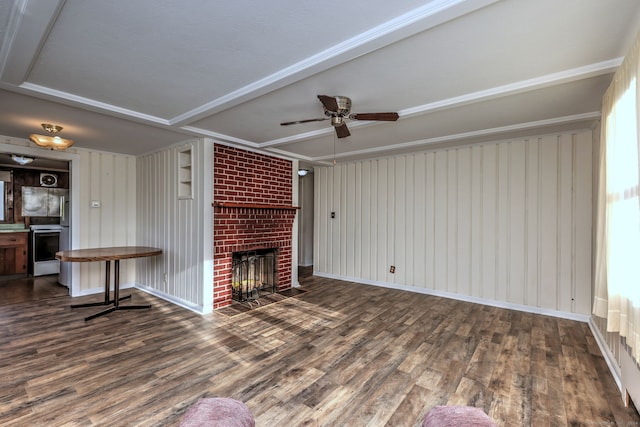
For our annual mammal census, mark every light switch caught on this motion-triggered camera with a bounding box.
[91,200,101,208]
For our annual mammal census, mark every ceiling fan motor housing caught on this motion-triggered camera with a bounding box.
[334,96,351,115]
[324,96,351,127]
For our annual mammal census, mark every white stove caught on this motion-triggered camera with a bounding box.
[30,224,63,231]
[30,224,63,276]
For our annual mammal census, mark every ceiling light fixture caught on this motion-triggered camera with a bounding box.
[11,154,35,165]
[298,169,309,177]
[29,123,74,150]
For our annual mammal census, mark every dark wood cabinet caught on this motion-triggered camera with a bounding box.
[0,232,28,274]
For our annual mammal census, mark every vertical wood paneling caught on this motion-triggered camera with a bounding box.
[136,139,214,311]
[481,144,497,300]
[377,160,388,281]
[525,139,540,306]
[386,159,395,283]
[361,161,371,280]
[395,156,407,284]
[558,134,574,312]
[76,150,136,293]
[370,160,379,280]
[470,146,483,297]
[496,143,509,302]
[405,156,414,286]
[434,151,448,291]
[574,132,592,314]
[539,135,559,309]
[424,152,435,289]
[446,151,457,293]
[508,141,526,305]
[314,130,594,315]
[413,153,426,287]
[356,162,363,278]
[313,168,328,271]
[457,148,471,296]
[346,164,355,278]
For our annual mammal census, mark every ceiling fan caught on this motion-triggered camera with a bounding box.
[280,95,399,138]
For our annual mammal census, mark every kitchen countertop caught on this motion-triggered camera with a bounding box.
[0,224,29,233]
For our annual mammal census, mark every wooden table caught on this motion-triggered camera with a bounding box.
[56,246,162,321]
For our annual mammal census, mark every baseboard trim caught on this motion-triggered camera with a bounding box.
[135,283,211,315]
[312,271,590,323]
[588,317,623,396]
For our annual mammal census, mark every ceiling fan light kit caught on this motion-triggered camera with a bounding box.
[29,123,74,150]
[281,95,399,139]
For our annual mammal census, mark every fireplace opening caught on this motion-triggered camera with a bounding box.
[232,248,278,302]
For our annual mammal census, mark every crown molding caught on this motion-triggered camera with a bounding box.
[306,112,601,162]
[179,126,260,148]
[400,59,621,119]
[19,82,171,125]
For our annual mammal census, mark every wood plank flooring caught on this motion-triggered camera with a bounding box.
[0,274,68,306]
[1,272,639,426]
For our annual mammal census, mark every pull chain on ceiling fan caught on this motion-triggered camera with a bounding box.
[281,95,399,139]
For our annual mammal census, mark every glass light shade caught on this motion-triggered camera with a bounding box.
[11,154,34,165]
[29,134,74,150]
[298,169,309,176]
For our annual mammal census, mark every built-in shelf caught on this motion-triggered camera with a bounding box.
[178,146,193,199]
[213,202,299,210]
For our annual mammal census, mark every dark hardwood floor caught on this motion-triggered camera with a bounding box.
[0,270,638,426]
[0,274,68,306]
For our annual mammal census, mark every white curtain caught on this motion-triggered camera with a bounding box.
[593,32,640,364]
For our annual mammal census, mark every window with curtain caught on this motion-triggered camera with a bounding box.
[593,33,640,365]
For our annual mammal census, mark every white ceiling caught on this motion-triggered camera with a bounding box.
[1,0,639,165]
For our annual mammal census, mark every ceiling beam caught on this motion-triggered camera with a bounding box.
[0,0,66,84]
[169,0,501,127]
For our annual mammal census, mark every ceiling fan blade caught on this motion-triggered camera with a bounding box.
[317,95,339,112]
[280,117,327,126]
[335,123,350,138]
[350,112,399,121]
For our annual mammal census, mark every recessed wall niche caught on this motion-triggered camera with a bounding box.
[178,146,193,200]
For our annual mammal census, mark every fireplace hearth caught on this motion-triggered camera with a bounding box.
[232,249,277,302]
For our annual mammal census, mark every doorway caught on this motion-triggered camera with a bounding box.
[1,142,80,297]
[298,169,314,267]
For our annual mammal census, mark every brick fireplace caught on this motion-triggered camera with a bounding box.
[213,145,297,309]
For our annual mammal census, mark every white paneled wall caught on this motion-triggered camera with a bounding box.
[77,149,137,291]
[314,130,593,316]
[136,139,214,313]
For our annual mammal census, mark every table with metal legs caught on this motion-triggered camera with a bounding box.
[56,246,162,321]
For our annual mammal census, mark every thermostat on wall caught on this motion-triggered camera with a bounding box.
[40,173,58,187]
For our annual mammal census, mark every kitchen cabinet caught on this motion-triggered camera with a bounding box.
[0,232,28,274]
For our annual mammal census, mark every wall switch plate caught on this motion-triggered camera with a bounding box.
[90,200,101,208]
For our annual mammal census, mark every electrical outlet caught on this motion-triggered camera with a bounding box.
[163,273,168,283]
[331,212,335,219]
[390,265,395,273]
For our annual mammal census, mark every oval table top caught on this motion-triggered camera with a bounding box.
[56,246,162,262]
